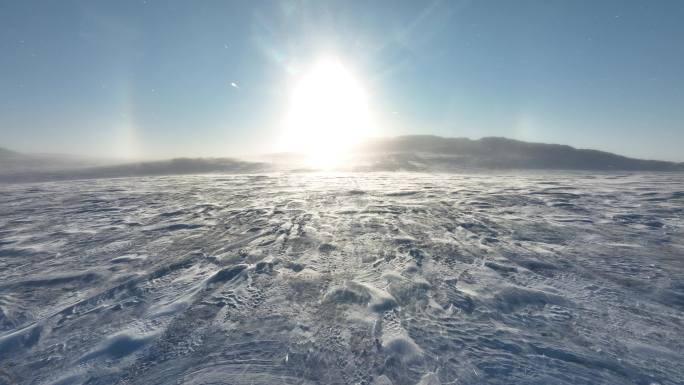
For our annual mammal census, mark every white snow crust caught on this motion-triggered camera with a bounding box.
[0,172,682,385]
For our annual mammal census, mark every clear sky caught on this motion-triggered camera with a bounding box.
[1,0,683,161]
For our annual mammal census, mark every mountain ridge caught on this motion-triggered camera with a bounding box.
[356,135,684,171]
[1,135,683,183]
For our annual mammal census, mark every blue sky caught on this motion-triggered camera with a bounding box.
[1,0,683,161]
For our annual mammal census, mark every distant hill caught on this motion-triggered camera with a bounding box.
[2,136,682,183]
[0,156,269,183]
[0,146,114,173]
[354,136,684,172]
[0,147,26,160]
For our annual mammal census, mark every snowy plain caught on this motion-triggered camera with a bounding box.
[0,172,682,385]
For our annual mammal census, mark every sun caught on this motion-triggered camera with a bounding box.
[281,57,373,168]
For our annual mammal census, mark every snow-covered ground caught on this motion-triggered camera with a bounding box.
[0,172,682,385]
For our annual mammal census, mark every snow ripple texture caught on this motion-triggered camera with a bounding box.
[0,173,682,385]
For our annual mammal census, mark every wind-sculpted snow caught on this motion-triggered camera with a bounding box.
[0,173,682,385]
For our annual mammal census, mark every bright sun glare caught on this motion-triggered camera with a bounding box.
[282,58,373,168]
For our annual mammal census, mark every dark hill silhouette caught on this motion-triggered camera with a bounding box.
[356,136,684,171]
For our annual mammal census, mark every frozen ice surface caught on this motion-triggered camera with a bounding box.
[0,172,682,385]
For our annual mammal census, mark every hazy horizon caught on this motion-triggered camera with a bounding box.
[2,133,683,164]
